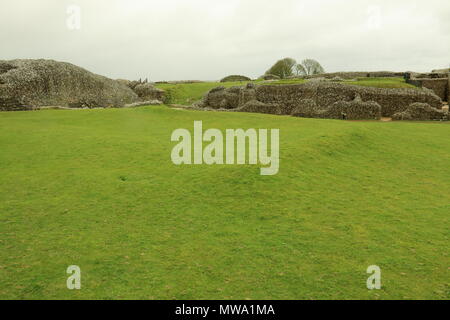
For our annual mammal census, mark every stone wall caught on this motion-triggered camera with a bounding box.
[0,59,139,111]
[196,82,445,121]
[392,103,446,121]
[407,72,448,79]
[133,83,165,101]
[421,79,448,101]
[431,68,450,73]
[406,72,449,102]
[305,71,405,80]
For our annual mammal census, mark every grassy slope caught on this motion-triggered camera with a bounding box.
[156,81,247,105]
[156,77,417,105]
[0,106,448,300]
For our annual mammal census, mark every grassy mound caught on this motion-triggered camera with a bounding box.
[0,106,448,299]
[220,75,252,82]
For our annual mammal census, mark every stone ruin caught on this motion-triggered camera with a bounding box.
[285,70,450,104]
[304,71,406,80]
[431,68,450,73]
[0,59,165,111]
[118,78,165,102]
[195,82,447,121]
[405,72,449,102]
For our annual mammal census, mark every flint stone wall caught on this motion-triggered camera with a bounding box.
[392,103,446,121]
[408,72,449,79]
[420,79,448,101]
[0,59,139,111]
[133,83,165,101]
[305,71,405,80]
[406,73,449,101]
[196,82,443,120]
[431,68,450,73]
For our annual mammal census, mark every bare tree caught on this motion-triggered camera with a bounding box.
[296,59,325,76]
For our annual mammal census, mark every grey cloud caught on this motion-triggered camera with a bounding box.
[0,0,448,81]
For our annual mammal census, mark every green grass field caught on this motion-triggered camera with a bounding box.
[0,105,448,300]
[156,77,417,105]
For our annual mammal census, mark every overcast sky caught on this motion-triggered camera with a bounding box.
[1,0,449,81]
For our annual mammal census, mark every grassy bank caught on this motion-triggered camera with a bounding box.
[346,77,419,89]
